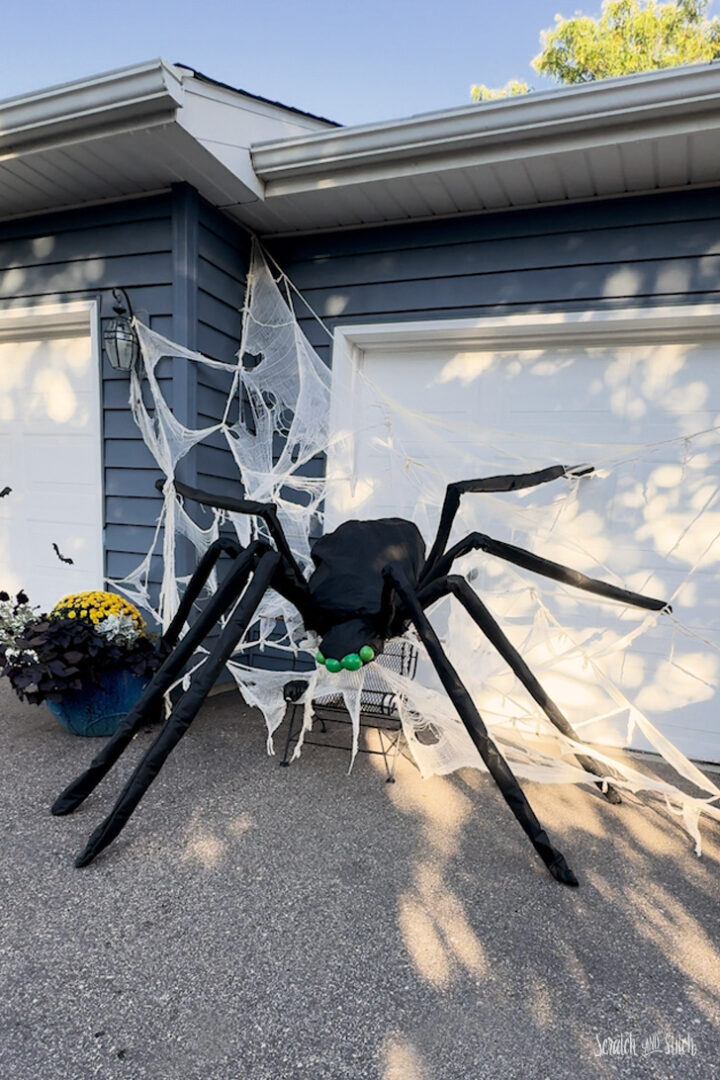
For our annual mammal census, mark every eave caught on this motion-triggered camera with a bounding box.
[246,63,720,234]
[2,60,720,235]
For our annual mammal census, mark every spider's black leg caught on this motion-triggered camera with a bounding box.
[162,536,243,649]
[426,531,670,613]
[52,539,267,817]
[385,567,578,887]
[419,574,623,804]
[422,463,592,580]
[74,550,281,867]
[165,477,307,591]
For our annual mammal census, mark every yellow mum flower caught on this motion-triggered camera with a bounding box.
[51,590,145,633]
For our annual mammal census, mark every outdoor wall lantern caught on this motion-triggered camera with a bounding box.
[103,288,140,372]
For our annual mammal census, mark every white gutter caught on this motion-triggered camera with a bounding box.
[252,62,720,193]
[0,59,184,158]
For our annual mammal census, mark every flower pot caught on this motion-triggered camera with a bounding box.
[45,668,149,737]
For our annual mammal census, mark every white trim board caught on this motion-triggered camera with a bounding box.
[332,303,720,358]
[0,300,100,340]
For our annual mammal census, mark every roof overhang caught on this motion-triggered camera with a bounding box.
[2,60,720,234]
[249,62,720,233]
[0,60,184,155]
[0,60,334,224]
[255,62,720,188]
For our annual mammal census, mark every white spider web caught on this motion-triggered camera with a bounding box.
[112,238,720,854]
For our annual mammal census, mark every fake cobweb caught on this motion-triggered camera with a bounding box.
[113,239,720,854]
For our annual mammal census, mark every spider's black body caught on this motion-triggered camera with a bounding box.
[53,464,670,887]
[304,518,425,663]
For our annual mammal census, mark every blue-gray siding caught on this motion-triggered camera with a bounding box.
[267,186,720,362]
[0,193,175,603]
[0,185,250,622]
[195,198,249,500]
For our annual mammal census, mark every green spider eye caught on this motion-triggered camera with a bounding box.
[320,646,376,673]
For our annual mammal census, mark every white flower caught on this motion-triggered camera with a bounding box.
[94,613,139,646]
[4,647,38,665]
[0,599,37,648]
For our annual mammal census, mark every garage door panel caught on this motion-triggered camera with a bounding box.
[27,564,97,608]
[24,391,95,434]
[24,432,100,488]
[337,334,720,761]
[389,344,720,439]
[24,487,100,527]
[0,332,102,612]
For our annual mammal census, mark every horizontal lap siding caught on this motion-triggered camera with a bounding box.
[195,203,311,673]
[195,202,249,500]
[0,193,174,609]
[268,187,720,325]
[187,202,252,677]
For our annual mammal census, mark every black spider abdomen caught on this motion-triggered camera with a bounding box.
[308,518,425,618]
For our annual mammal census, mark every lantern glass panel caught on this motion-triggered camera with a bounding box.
[103,316,139,371]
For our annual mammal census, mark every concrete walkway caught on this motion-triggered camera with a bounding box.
[1,680,719,1080]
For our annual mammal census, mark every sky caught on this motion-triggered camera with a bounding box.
[3,0,590,127]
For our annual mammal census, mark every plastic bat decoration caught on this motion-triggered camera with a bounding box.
[52,543,74,565]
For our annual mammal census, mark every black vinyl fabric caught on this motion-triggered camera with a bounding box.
[308,518,425,620]
[73,551,280,868]
[387,566,579,887]
[429,532,668,610]
[52,540,265,817]
[423,464,570,574]
[421,574,622,804]
[54,465,668,878]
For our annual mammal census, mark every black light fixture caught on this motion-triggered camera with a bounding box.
[103,288,140,372]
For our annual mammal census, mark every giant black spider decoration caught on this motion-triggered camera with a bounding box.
[53,464,669,884]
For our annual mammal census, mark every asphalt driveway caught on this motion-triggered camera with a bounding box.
[1,680,719,1080]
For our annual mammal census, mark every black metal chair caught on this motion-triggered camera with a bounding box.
[280,639,419,782]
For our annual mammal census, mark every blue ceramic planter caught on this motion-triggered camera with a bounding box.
[46,669,149,737]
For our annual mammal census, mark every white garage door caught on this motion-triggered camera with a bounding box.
[0,305,103,613]
[329,309,720,763]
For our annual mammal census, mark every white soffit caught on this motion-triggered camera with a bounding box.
[2,61,720,231]
[0,60,334,223]
[250,62,720,232]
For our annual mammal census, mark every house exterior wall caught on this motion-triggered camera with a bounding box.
[195,197,250,498]
[266,185,720,360]
[0,192,173,607]
[0,184,249,621]
[256,183,720,676]
[3,181,719,638]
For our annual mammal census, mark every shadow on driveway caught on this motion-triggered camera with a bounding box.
[1,681,719,1079]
